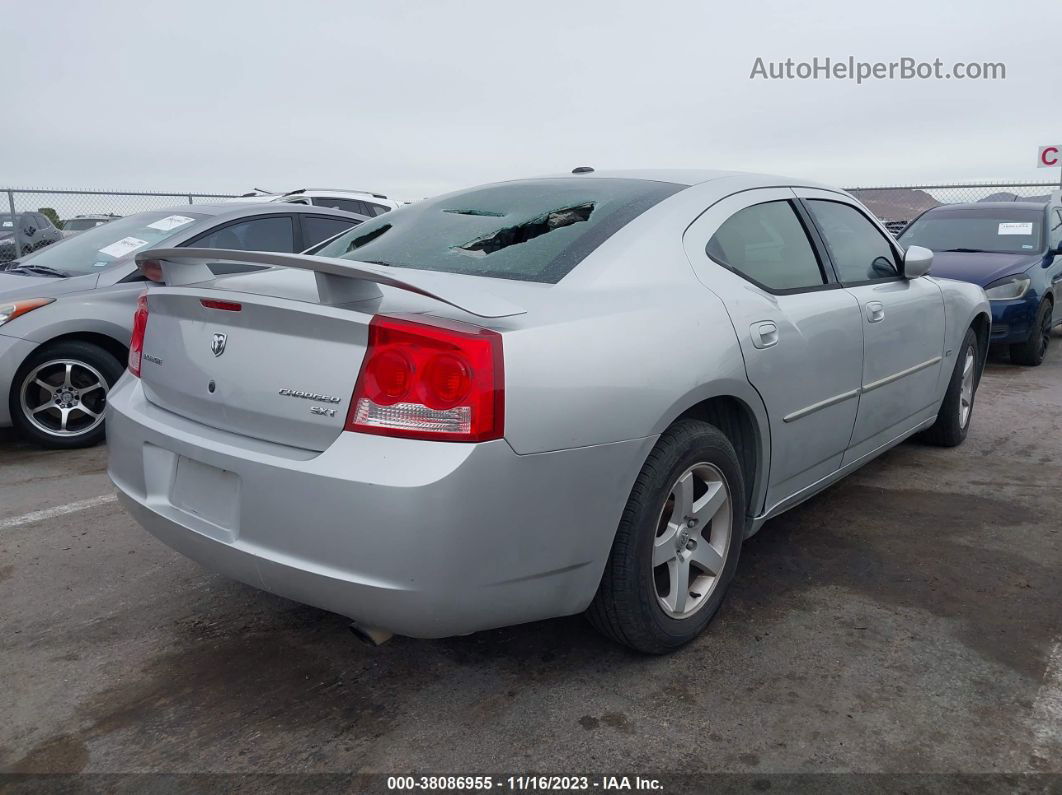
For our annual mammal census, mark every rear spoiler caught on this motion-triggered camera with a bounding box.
[135,248,526,319]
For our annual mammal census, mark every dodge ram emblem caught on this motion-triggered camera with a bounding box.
[211,332,228,357]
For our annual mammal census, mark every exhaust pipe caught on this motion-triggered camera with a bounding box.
[349,622,393,646]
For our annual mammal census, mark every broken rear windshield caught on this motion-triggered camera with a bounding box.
[313,178,683,283]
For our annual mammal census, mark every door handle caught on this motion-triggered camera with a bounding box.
[865,301,885,323]
[750,321,779,349]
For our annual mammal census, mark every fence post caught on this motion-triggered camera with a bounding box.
[187,195,194,205]
[6,190,23,264]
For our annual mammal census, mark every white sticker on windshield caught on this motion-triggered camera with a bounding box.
[998,222,1033,235]
[1,221,11,228]
[99,236,150,258]
[147,214,195,231]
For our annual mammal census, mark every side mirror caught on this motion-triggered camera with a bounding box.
[903,245,933,279]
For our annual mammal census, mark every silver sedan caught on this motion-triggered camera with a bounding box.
[107,170,989,653]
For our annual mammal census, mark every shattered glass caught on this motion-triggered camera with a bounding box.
[313,178,683,283]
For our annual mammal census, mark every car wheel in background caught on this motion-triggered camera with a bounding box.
[587,419,746,654]
[10,341,124,449]
[921,327,979,448]
[1009,300,1053,367]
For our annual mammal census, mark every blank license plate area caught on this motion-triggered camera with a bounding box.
[170,456,240,532]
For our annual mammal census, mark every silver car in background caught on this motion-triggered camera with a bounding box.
[1,203,365,448]
[107,170,990,653]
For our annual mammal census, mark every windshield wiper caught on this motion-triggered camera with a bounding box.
[7,264,70,278]
[940,248,988,254]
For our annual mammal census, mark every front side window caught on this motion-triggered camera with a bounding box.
[898,206,1046,256]
[706,201,825,291]
[807,200,899,283]
[188,216,295,252]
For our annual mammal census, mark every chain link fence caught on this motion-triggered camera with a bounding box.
[847,182,1061,235]
[1,187,237,263]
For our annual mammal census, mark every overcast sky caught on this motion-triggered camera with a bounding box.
[4,0,1060,200]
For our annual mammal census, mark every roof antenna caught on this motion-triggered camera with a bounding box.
[572,166,594,174]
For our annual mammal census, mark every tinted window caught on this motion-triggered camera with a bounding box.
[189,216,295,252]
[706,201,824,291]
[1050,209,1062,250]
[366,202,390,216]
[312,197,369,215]
[302,215,359,248]
[807,200,899,283]
[314,178,683,283]
[898,206,1046,255]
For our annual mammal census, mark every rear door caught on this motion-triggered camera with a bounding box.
[683,187,865,511]
[798,190,945,461]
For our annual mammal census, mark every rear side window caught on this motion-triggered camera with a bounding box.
[706,201,825,291]
[807,200,899,283]
[314,178,683,283]
[366,202,390,216]
[302,215,359,248]
[188,216,295,252]
[313,197,371,216]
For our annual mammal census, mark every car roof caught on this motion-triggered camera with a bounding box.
[532,168,838,191]
[282,188,391,200]
[930,201,1048,211]
[148,202,369,221]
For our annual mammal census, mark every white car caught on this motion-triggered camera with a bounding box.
[227,188,402,216]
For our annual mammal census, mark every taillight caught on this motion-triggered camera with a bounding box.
[201,298,242,312]
[346,314,504,442]
[128,292,149,377]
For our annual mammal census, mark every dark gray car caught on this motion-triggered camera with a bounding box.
[0,203,365,448]
[0,212,63,263]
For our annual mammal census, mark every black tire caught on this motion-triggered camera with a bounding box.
[9,340,124,449]
[587,419,747,654]
[921,328,979,448]
[1009,300,1053,367]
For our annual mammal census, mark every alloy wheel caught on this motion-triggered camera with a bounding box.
[19,359,109,438]
[652,462,733,619]
[1038,310,1052,359]
[959,347,975,428]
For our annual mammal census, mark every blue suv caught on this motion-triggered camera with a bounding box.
[899,197,1062,365]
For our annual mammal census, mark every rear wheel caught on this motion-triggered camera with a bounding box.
[1009,300,1052,366]
[10,341,124,449]
[921,328,978,447]
[587,419,746,654]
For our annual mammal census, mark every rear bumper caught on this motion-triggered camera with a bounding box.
[0,332,37,427]
[107,376,653,638]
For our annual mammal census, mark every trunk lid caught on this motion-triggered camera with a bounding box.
[139,284,370,451]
